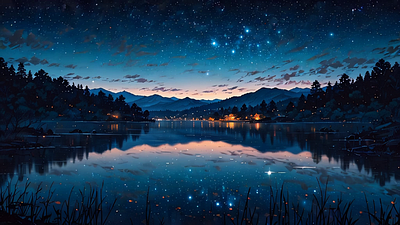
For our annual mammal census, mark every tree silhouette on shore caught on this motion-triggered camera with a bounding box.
[0,57,149,136]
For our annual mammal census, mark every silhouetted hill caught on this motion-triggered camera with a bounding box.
[90,88,144,103]
[132,94,176,108]
[90,89,222,111]
[184,87,305,112]
[145,97,209,111]
[289,87,311,95]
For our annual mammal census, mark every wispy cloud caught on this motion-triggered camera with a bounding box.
[65,64,77,69]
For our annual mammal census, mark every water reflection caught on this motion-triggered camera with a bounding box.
[1,121,399,224]
[1,121,399,187]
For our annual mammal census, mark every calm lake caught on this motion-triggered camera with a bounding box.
[1,121,399,224]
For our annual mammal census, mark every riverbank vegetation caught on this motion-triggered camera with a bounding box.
[201,59,400,123]
[0,57,150,141]
[1,180,398,224]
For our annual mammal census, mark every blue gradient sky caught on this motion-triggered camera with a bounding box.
[1,0,399,99]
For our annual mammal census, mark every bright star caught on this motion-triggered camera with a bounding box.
[189,196,192,200]
[232,50,235,53]
[212,41,217,46]
[245,29,250,33]
[240,35,243,39]
[330,33,334,36]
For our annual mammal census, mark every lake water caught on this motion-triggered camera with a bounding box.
[1,121,399,224]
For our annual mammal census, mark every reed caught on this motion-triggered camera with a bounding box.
[221,178,398,225]
[0,180,117,225]
[1,179,399,224]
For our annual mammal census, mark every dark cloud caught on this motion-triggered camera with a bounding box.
[48,63,60,67]
[284,80,312,86]
[212,84,228,87]
[384,45,400,55]
[72,75,82,79]
[365,59,376,64]
[343,57,367,68]
[124,74,140,79]
[287,42,309,53]
[172,55,186,59]
[40,59,49,64]
[93,76,101,79]
[329,61,344,69]
[206,56,218,60]
[282,60,293,65]
[125,59,139,67]
[83,34,96,43]
[253,75,276,82]
[187,63,199,67]
[136,51,157,57]
[65,64,77,69]
[152,87,182,92]
[318,68,328,74]
[109,79,121,82]
[83,76,90,79]
[159,62,169,66]
[134,78,154,83]
[103,62,123,66]
[246,70,264,76]
[29,56,41,65]
[146,64,158,67]
[183,69,194,73]
[290,65,300,71]
[282,72,296,81]
[0,28,54,50]
[16,57,29,64]
[222,86,237,92]
[74,50,89,54]
[298,70,305,73]
[112,39,127,56]
[202,90,214,93]
[389,38,400,44]
[66,73,75,76]
[308,52,329,61]
[372,47,386,52]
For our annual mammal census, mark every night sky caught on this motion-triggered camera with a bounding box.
[1,0,399,100]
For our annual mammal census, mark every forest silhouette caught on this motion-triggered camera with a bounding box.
[0,57,149,137]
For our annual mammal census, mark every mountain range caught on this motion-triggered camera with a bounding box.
[90,88,221,111]
[90,87,310,112]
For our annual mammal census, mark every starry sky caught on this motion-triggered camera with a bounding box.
[1,0,400,100]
